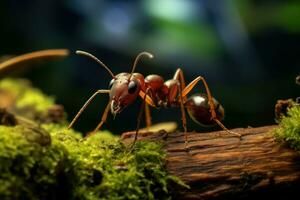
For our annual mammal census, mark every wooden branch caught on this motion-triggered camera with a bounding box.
[123,125,300,199]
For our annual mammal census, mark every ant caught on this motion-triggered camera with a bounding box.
[68,50,241,149]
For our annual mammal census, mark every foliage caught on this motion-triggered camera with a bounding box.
[274,105,300,151]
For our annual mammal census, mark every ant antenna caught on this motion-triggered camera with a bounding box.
[76,50,115,78]
[130,52,153,75]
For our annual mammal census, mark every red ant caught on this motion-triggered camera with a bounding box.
[68,50,241,148]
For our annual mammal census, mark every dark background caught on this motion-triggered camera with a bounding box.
[0,0,299,135]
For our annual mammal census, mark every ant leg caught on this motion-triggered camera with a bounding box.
[145,103,152,127]
[173,68,187,102]
[182,76,241,138]
[68,90,110,129]
[177,83,188,149]
[131,88,151,148]
[165,77,189,149]
[141,88,154,128]
[93,102,111,132]
[84,101,111,138]
[214,118,241,138]
[173,69,190,148]
[131,100,146,148]
[139,90,156,107]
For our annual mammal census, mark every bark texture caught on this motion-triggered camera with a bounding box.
[123,125,300,199]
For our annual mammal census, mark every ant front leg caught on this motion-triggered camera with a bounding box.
[145,103,152,128]
[93,102,111,132]
[131,88,153,149]
[68,89,110,133]
[182,76,242,138]
[85,102,111,138]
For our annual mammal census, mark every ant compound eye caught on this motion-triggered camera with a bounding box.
[128,81,138,94]
[108,79,114,89]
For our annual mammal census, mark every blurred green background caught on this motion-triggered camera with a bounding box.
[0,0,299,134]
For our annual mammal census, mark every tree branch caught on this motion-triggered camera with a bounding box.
[123,125,300,199]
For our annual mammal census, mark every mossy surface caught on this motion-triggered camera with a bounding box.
[0,78,54,114]
[0,124,186,200]
[274,105,300,151]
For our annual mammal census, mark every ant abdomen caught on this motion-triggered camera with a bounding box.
[185,93,224,126]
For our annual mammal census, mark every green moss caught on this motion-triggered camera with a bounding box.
[0,125,68,200]
[274,105,300,151]
[0,78,54,114]
[0,124,187,200]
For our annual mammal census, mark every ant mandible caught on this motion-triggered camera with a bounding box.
[68,50,241,148]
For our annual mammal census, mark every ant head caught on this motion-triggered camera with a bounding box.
[76,50,153,116]
[109,73,144,115]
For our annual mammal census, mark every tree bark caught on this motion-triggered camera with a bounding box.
[123,125,300,200]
